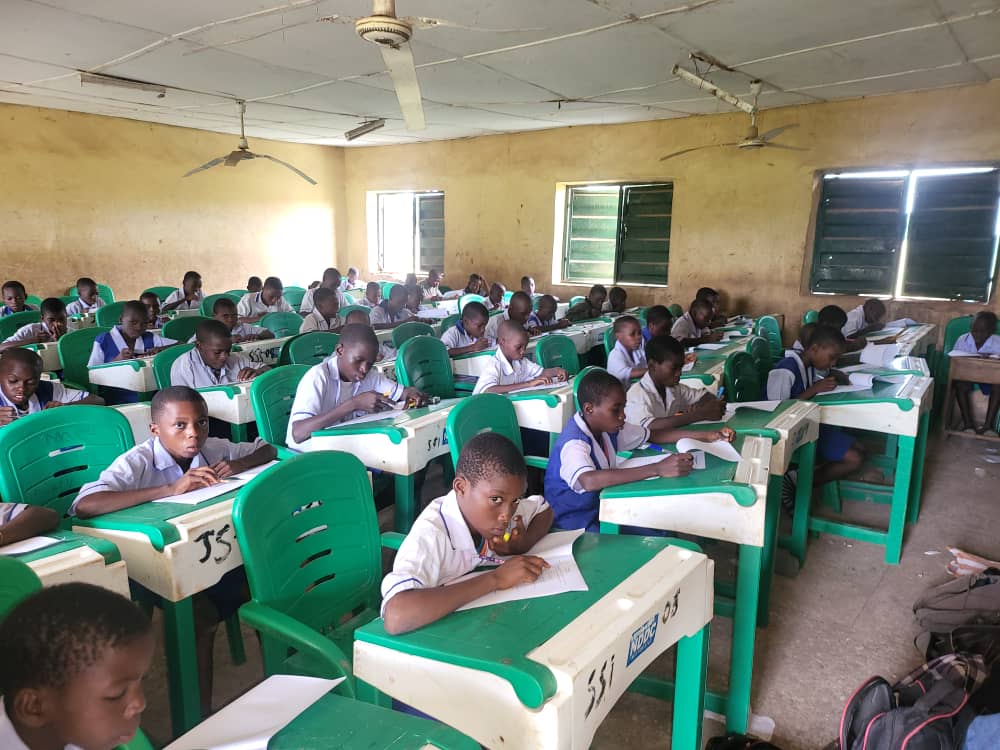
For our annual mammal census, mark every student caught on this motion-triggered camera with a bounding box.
[360,281,381,308]
[286,324,425,450]
[299,287,341,333]
[544,368,731,532]
[404,285,423,316]
[0,501,59,548]
[792,321,817,353]
[484,291,532,341]
[341,267,362,292]
[473,320,567,395]
[602,286,627,314]
[606,315,647,385]
[88,301,176,366]
[404,273,419,288]
[0,348,104,425]
[520,276,537,298]
[463,274,486,296]
[526,294,570,334]
[369,284,412,330]
[0,298,68,350]
[344,309,394,361]
[642,304,673,342]
[564,284,607,322]
[237,276,294,323]
[843,299,887,338]
[1,281,36,316]
[301,268,346,314]
[171,320,268,388]
[950,311,1000,435]
[247,276,263,293]
[671,299,722,346]
[440,301,492,356]
[695,286,726,326]
[766,325,864,487]
[139,291,166,329]
[484,282,507,312]
[0,583,154,750]
[65,277,105,316]
[420,269,444,301]
[161,271,204,312]
[209,297,272,343]
[381,432,553,634]
[625,335,726,430]
[818,305,864,352]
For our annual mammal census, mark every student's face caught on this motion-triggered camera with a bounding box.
[119,310,148,340]
[648,318,671,336]
[538,299,556,320]
[522,278,535,296]
[692,307,711,328]
[387,289,405,312]
[79,284,99,304]
[326,273,342,290]
[454,470,527,541]
[428,271,442,286]
[248,279,262,293]
[336,341,378,382]
[704,295,719,315]
[616,321,643,352]
[0,360,41,406]
[184,277,202,295]
[42,310,68,337]
[808,343,842,371]
[508,299,531,325]
[215,307,239,331]
[489,285,504,304]
[406,291,421,311]
[347,271,358,284]
[609,294,626,312]
[345,312,370,328]
[317,297,340,320]
[584,387,627,435]
[3,287,25,311]
[463,314,487,338]
[498,330,528,362]
[589,290,607,308]
[197,335,232,370]
[151,400,210,460]
[648,357,682,389]
[140,298,160,324]
[365,286,380,304]
[864,302,885,325]
[262,287,282,306]
[971,319,994,347]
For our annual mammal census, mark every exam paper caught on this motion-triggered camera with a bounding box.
[675,437,742,463]
[619,453,672,471]
[152,461,278,505]
[827,383,872,395]
[509,379,568,394]
[860,343,900,366]
[682,361,695,372]
[0,535,61,556]
[884,318,918,328]
[416,306,451,319]
[331,403,406,427]
[164,675,343,750]
[726,400,782,415]
[696,343,728,351]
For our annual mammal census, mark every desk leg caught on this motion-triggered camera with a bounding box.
[784,442,816,568]
[885,435,915,565]
[394,474,416,533]
[758,475,782,629]
[906,412,930,525]
[162,597,201,736]
[727,544,762,734]
[672,623,709,750]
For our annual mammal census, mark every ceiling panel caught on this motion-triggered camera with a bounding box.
[262,80,411,121]
[796,63,985,100]
[948,11,1000,61]
[0,55,75,84]
[362,59,560,105]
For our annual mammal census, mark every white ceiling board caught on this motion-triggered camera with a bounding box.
[948,11,1000,62]
[936,0,1000,14]
[976,57,1000,79]
[585,0,721,17]
[363,59,560,105]
[795,63,985,101]
[0,55,75,84]
[421,104,554,131]
[263,80,410,120]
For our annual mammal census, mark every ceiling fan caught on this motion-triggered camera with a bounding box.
[183,100,317,184]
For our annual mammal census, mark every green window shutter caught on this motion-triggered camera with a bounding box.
[564,187,618,283]
[417,193,445,272]
[615,184,671,285]
[902,170,1000,302]
[810,176,906,295]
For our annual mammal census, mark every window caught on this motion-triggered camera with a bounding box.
[561,183,672,285]
[809,167,1000,302]
[373,191,444,273]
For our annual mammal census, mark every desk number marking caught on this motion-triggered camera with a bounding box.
[584,655,615,719]
[661,590,680,624]
[195,524,234,564]
[426,429,448,453]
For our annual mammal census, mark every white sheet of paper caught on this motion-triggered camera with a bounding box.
[860,343,900,366]
[948,350,980,358]
[885,318,918,328]
[682,361,695,372]
[416,306,450,319]
[848,373,875,388]
[827,383,872,394]
[509,380,568,393]
[675,437,742,463]
[618,453,673,472]
[152,461,278,505]
[696,342,728,350]
[331,403,406,427]
[0,535,61,556]
[456,529,588,611]
[722,331,747,341]
[687,450,707,469]
[164,675,343,750]
[726,400,782,415]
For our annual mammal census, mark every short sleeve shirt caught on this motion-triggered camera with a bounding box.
[624,372,701,428]
[472,349,543,394]
[237,292,294,318]
[163,288,204,310]
[606,340,646,385]
[557,413,649,492]
[671,312,708,341]
[169,348,255,388]
[952,333,1000,356]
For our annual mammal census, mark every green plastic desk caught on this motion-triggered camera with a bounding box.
[198,383,255,442]
[9,529,130,597]
[507,382,575,447]
[88,358,158,400]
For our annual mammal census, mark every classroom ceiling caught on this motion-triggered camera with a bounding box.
[0,0,998,147]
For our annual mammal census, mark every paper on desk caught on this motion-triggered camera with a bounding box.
[416,306,450,319]
[509,380,568,394]
[948,350,981,358]
[860,343,899,366]
[682,360,695,372]
[722,331,747,342]
[619,453,672,471]
[456,529,588,611]
[675,437,742,463]
[696,342,728,350]
[827,383,872,395]
[885,318,918,328]
[0,535,61,556]
[164,675,343,750]
[331,403,406,427]
[152,461,278,505]
[726,400,782,415]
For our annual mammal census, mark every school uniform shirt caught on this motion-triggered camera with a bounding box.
[340,278,363,292]
[952,332,1000,356]
[765,351,824,401]
[606,340,646,385]
[565,300,601,321]
[624,373,701,428]
[420,282,441,300]
[483,310,511,341]
[543,413,649,532]
[299,310,340,334]
[359,296,379,308]
[670,312,709,341]
[439,320,492,351]
[237,292,294,318]
[286,354,404,450]
[169,347,255,389]
[299,287,347,314]
[187,322,269,343]
[842,305,866,337]
[472,348,544,395]
[162,288,204,311]
[641,325,653,342]
[0,502,29,525]
[483,297,507,312]
[368,301,413,327]
[0,304,37,317]
[0,380,87,418]
[380,489,550,615]
[3,321,55,344]
[87,327,176,366]
[526,311,556,330]
[70,435,265,516]
[65,297,105,316]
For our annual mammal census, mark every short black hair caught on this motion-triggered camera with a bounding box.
[462,300,488,323]
[456,432,526,486]
[213,296,238,314]
[0,347,43,374]
[798,322,817,347]
[139,291,159,303]
[182,270,201,283]
[121,300,147,319]
[323,267,341,283]
[577,368,624,409]
[508,291,532,309]
[588,284,607,298]
[195,319,231,342]
[151,385,207,421]
[807,324,846,351]
[366,281,380,291]
[247,275,262,286]
[817,305,847,328]
[863,298,887,318]
[537,294,557,310]
[312,286,337,306]
[696,287,718,300]
[690,298,712,315]
[76,277,97,289]
[338,322,379,354]
[973,311,998,330]
[498,319,528,342]
[0,582,151,695]
[2,280,26,295]
[613,314,639,333]
[39,297,67,316]
[645,334,685,366]
[344,309,371,326]
[645,305,672,327]
[608,286,627,302]
[388,283,405,300]
[520,276,532,286]
[263,276,283,291]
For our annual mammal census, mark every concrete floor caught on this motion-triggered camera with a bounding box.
[138,434,1000,749]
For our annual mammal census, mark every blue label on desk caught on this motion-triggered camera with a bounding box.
[627,613,658,666]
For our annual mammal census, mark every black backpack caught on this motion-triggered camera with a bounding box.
[913,568,1000,666]
[706,734,782,750]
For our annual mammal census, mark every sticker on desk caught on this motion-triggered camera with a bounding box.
[0,535,61,556]
[626,613,658,666]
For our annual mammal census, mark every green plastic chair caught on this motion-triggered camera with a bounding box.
[391,321,435,349]
[162,315,209,343]
[249,364,310,454]
[95,301,127,328]
[532,296,542,311]
[0,404,134,516]
[569,295,585,308]
[802,309,819,324]
[380,281,402,300]
[342,291,355,304]
[60,295,78,306]
[440,313,460,333]
[535,334,581,377]
[200,292,241,317]
[142,286,178,303]
[723,351,761,402]
[232,451,390,695]
[668,303,683,318]
[338,304,370,322]
[0,310,41,341]
[283,286,307,312]
[438,285,452,293]
[97,283,115,305]
[445,394,548,471]
[502,290,514,304]
[287,332,339,366]
[0,557,42,622]
[572,365,603,412]
[395,336,455,399]
[153,343,196,389]
[260,312,304,338]
[754,315,784,360]
[745,336,772,389]
[57,326,111,391]
[457,293,485,312]
[25,294,42,308]
[603,327,616,356]
[225,289,249,299]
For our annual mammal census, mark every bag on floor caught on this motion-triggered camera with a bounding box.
[706,734,782,750]
[913,568,1000,665]
[837,653,986,750]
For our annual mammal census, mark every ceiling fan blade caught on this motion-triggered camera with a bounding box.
[224,149,252,167]
[404,16,543,33]
[659,143,735,161]
[759,123,799,142]
[763,142,809,151]
[379,42,425,131]
[182,156,227,177]
[256,154,318,185]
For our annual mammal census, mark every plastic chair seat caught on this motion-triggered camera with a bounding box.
[445,393,548,471]
[200,293,242,317]
[338,304,370,322]
[0,310,41,341]
[458,293,485,312]
[95,301,127,328]
[723,351,761,402]
[162,315,209,344]
[754,315,784,360]
[57,326,111,391]
[287,332,340,366]
[143,286,178,303]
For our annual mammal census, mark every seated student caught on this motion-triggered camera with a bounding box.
[472,320,567,395]
[301,268,347,314]
[237,276,294,323]
[606,315,647,385]
[544,368,732,532]
[766,325,864,488]
[602,286,627,314]
[88,301,176,366]
[360,281,381,308]
[369,284,413,330]
[341,266,362,291]
[950,310,1000,436]
[404,285,425,317]
[200,297,272,343]
[818,304,864,353]
[139,291,167,329]
[485,291,532,341]
[484,282,507,312]
[404,272,419,287]
[420,269,444,301]
[671,299,722,346]
[564,284,607,322]
[440,301,492,356]
[843,298,887,338]
[695,287,727,327]
[1,500,59,548]
[171,320,268,388]
[792,321,817,354]
[642,304,673,342]
[286,324,425,450]
[381,432,553,635]
[299,287,341,333]
[526,294,570,334]
[463,273,486,296]
[0,349,104,425]
[247,275,263,293]
[0,297,68,350]
[161,270,204,312]
[344,309,394,360]
[65,277,105,316]
[0,582,154,750]
[1,281,36,316]
[520,275,537,298]
[625,335,726,430]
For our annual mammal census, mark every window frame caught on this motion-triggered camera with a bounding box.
[372,189,445,274]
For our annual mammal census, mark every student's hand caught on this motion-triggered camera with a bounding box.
[402,387,428,407]
[491,555,549,590]
[43,401,65,410]
[489,516,530,555]
[0,407,17,426]
[558,318,571,329]
[352,391,396,413]
[811,376,838,394]
[702,427,735,443]
[171,467,220,494]
[210,460,236,479]
[694,396,726,421]
[237,367,260,381]
[473,337,491,352]
[526,377,550,389]
[114,348,135,361]
[831,369,850,386]
[550,368,568,382]
[684,352,698,364]
[656,453,694,478]
[707,331,724,342]
[47,322,66,341]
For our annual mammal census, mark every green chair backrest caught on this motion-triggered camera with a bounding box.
[60,295,78,306]
[668,303,683,318]
[532,296,542,311]
[535,334,581,376]
[0,557,42,623]
[0,404,134,516]
[283,286,307,311]
[260,312,303,338]
[249,364,310,448]
[0,310,41,341]
[723,351,761,402]
[225,288,248,298]
[200,292,241,317]
[439,285,452,293]
[802,309,818,324]
[572,365,603,412]
[338,304,370,322]
[745,335,772,387]
[445,394,525,469]
[288,332,340,366]
[458,293,485,312]
[153,343,196,389]
[95,301,127,328]
[25,294,42,307]
[96,284,115,305]
[57,326,110,391]
[142,286,177,303]
[380,281,401,300]
[502,290,514,304]
[342,291,355,304]
[754,315,784,359]
[569,295,585,308]
[603,327,615,356]
[162,315,209,343]
[395,336,455,399]
[391,321,436,349]
[440,313,460,333]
